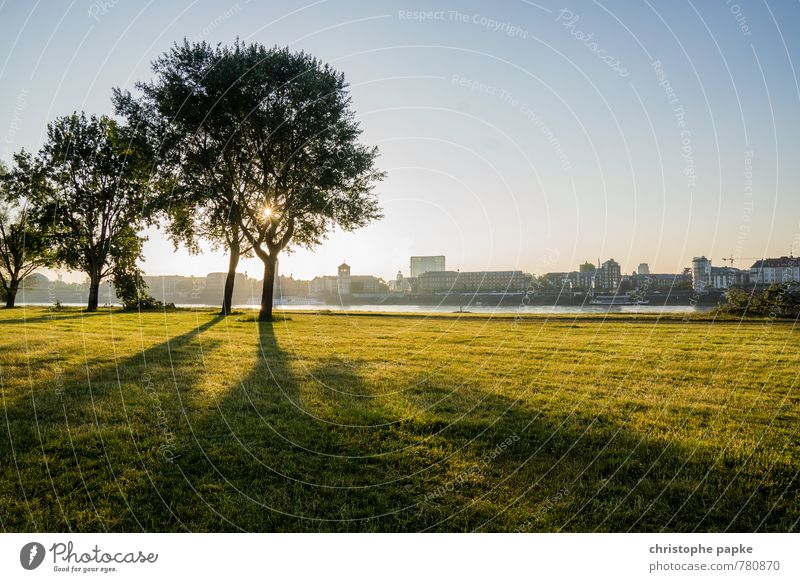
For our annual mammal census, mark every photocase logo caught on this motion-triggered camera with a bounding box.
[20,542,46,570]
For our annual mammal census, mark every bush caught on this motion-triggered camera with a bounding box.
[721,283,800,318]
[112,265,163,311]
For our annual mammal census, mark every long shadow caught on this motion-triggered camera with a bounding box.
[412,390,798,532]
[150,320,439,531]
[147,321,368,531]
[0,313,225,532]
[0,310,109,325]
[147,318,798,532]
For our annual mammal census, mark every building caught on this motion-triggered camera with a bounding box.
[337,262,351,296]
[389,271,413,293]
[310,276,337,296]
[637,263,650,276]
[350,275,389,294]
[692,256,749,290]
[575,268,597,290]
[143,275,201,303]
[310,262,388,298]
[417,270,532,294]
[632,272,693,291]
[542,269,596,292]
[597,259,622,290]
[750,256,800,285]
[201,272,255,304]
[410,255,446,278]
[710,267,748,289]
[540,272,570,290]
[691,256,712,291]
[275,275,311,298]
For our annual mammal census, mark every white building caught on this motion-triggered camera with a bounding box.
[691,256,712,291]
[389,271,412,293]
[750,257,800,285]
[709,267,746,289]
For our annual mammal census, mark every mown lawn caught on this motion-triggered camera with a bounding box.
[0,306,797,532]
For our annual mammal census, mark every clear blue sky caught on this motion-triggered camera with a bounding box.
[2,0,799,281]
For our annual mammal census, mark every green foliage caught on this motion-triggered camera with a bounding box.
[27,112,156,310]
[722,283,800,318]
[116,40,385,319]
[108,226,160,311]
[0,157,53,307]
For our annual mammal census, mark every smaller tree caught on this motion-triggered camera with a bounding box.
[0,157,52,308]
[34,113,155,311]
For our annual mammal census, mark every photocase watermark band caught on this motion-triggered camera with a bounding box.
[556,8,629,77]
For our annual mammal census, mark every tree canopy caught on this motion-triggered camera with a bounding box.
[0,157,52,307]
[32,112,156,311]
[116,40,385,320]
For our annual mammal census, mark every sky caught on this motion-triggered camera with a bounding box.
[1,0,799,282]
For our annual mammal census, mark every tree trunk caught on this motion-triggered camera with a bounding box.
[4,278,19,308]
[87,271,101,312]
[258,255,277,322]
[221,240,240,316]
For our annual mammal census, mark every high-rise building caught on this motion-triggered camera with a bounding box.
[410,255,446,278]
[637,263,650,276]
[691,256,712,291]
[598,259,622,290]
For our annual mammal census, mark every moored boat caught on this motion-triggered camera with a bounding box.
[589,294,649,305]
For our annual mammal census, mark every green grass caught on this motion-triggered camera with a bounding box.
[0,306,797,532]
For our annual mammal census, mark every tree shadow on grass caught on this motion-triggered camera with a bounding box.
[133,320,798,533]
[391,383,799,533]
[0,310,109,325]
[148,320,463,531]
[0,314,225,531]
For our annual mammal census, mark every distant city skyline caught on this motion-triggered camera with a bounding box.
[31,251,788,287]
[2,0,799,283]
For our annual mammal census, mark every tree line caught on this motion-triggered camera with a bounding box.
[0,40,384,321]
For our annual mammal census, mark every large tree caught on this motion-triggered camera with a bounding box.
[116,40,385,321]
[0,157,51,307]
[34,113,155,311]
[113,43,253,315]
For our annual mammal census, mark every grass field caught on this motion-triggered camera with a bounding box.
[0,306,798,532]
